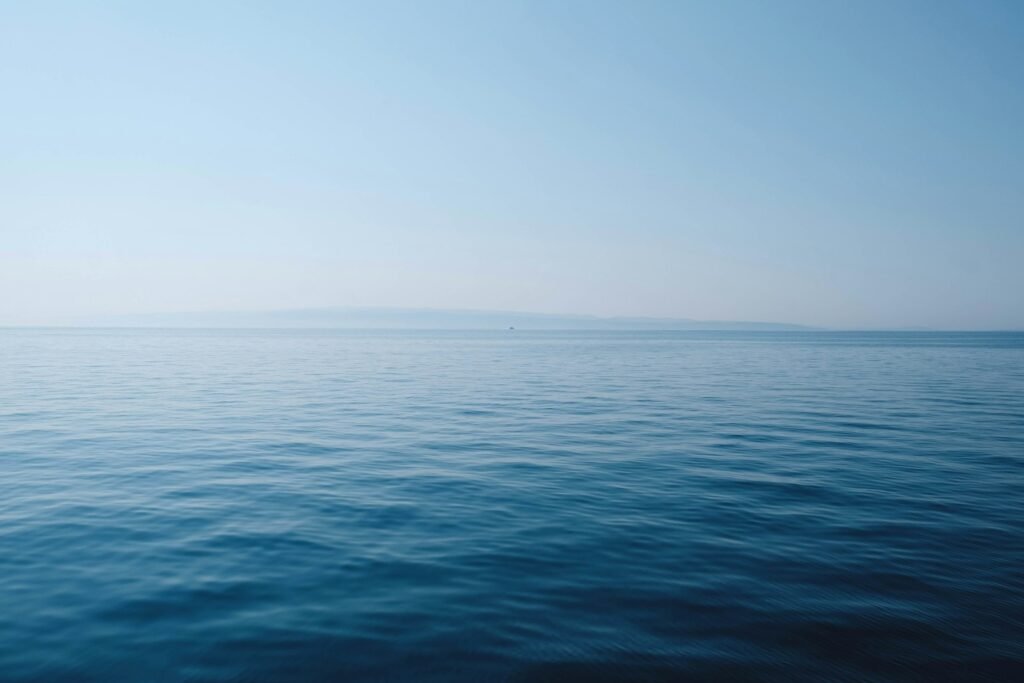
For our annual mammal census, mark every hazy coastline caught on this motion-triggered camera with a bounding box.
[77,307,816,331]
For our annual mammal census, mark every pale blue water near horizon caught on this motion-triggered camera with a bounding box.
[2,329,1023,682]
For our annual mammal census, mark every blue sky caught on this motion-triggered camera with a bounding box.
[2,0,1022,328]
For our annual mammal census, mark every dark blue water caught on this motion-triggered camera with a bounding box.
[2,329,1023,681]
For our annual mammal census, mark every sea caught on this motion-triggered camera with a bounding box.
[1,329,1022,682]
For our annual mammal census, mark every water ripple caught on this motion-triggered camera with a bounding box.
[1,329,1022,681]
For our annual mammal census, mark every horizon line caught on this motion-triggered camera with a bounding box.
[4,325,1024,333]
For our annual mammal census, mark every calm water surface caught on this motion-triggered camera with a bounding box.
[1,329,1023,681]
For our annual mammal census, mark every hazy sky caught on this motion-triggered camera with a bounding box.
[2,0,1022,329]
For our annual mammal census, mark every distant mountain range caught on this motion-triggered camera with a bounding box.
[86,307,815,331]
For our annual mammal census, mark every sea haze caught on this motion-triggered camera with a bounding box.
[83,307,815,331]
[1,329,1022,681]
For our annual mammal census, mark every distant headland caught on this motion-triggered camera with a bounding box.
[82,307,816,331]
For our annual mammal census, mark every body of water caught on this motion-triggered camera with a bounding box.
[1,329,1022,681]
